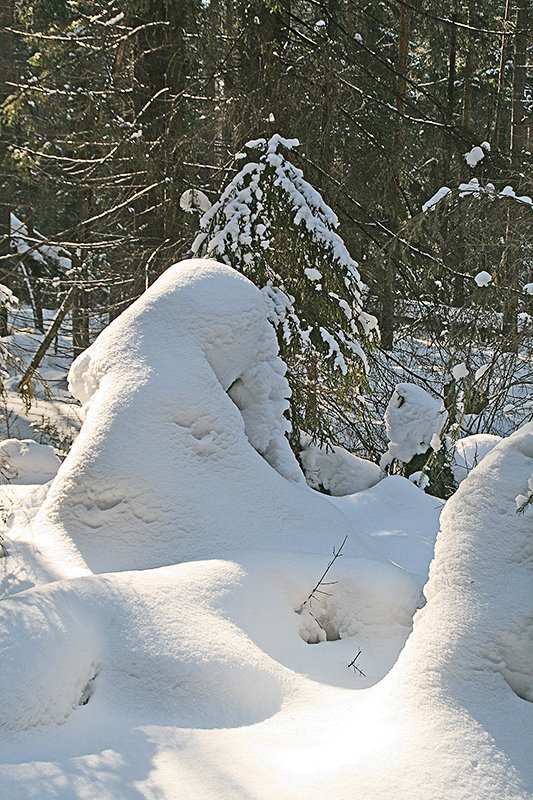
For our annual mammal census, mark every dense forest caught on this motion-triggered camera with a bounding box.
[0,0,531,468]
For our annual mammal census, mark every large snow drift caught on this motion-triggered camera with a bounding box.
[27,259,380,577]
[0,259,531,799]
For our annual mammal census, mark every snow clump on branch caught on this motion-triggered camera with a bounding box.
[380,383,446,469]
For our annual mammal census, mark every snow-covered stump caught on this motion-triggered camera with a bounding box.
[379,422,533,798]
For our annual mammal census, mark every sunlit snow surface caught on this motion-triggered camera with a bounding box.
[0,260,531,799]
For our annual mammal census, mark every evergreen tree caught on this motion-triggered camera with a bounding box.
[192,134,379,446]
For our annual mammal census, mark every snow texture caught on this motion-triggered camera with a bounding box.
[380,382,446,468]
[452,433,502,484]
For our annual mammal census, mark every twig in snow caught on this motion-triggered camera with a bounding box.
[299,534,348,610]
[348,649,366,677]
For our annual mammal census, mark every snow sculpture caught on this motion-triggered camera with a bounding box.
[31,258,376,576]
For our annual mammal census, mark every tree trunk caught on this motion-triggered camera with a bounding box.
[25,218,44,333]
[395,3,412,134]
[18,285,77,393]
[494,0,512,153]
[461,4,473,132]
[0,0,14,307]
[502,0,530,349]
[71,251,90,358]
[380,1,412,351]
[510,0,529,172]
[438,0,458,184]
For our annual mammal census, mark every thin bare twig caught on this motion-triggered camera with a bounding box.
[301,534,348,608]
[348,649,366,677]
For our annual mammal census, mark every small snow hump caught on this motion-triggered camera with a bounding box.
[0,438,61,485]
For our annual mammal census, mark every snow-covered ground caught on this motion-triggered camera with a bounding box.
[0,259,531,799]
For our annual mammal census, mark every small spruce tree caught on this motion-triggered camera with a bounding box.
[191,134,379,448]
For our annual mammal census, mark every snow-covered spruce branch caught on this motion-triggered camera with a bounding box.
[422,178,533,214]
[190,135,378,448]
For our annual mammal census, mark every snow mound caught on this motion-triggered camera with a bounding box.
[0,438,61,484]
[329,475,444,577]
[0,561,290,733]
[424,422,533,708]
[452,433,502,483]
[0,580,98,729]
[30,259,379,577]
[299,434,381,495]
[1,258,530,799]
[380,383,446,468]
[378,422,533,797]
[0,427,530,799]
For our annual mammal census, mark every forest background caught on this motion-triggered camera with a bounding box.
[0,0,531,472]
